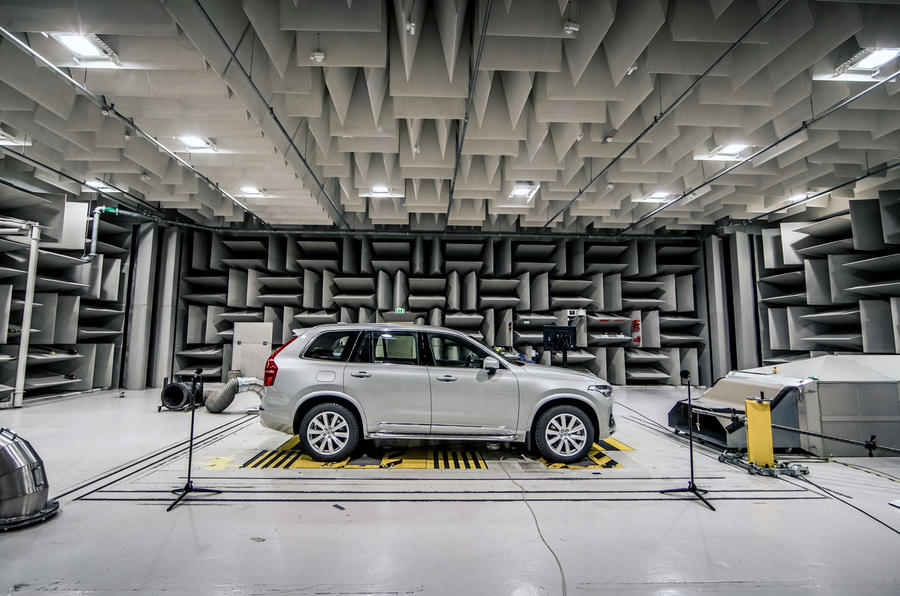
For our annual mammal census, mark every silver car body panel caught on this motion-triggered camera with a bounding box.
[260,323,614,444]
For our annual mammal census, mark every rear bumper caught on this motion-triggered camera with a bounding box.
[259,407,293,434]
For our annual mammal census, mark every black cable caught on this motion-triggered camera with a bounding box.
[500,459,567,596]
[797,476,900,536]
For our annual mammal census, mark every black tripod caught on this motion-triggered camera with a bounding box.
[660,370,715,511]
[167,370,221,512]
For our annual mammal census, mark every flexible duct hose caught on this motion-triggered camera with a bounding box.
[204,377,265,413]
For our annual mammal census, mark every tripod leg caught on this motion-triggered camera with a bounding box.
[692,487,716,511]
[166,489,189,512]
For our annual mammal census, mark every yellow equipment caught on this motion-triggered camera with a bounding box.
[745,399,775,468]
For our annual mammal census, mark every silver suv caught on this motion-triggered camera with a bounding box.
[260,324,615,463]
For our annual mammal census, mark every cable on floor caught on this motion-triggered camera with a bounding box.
[500,457,567,596]
[832,460,900,484]
[797,475,900,536]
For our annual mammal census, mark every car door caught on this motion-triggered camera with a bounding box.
[425,332,519,437]
[343,330,431,435]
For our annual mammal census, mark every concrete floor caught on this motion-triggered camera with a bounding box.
[1,386,899,595]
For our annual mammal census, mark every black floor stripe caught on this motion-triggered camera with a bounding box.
[253,452,282,469]
[451,451,460,469]
[442,450,450,469]
[269,451,295,469]
[462,452,471,469]
[432,449,439,469]
[470,450,482,469]
[283,452,303,468]
[243,450,267,468]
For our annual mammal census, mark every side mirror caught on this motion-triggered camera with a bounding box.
[483,356,500,374]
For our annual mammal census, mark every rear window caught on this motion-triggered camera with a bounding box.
[303,331,359,362]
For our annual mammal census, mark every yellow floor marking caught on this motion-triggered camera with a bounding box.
[277,436,300,451]
[203,455,235,470]
[243,439,628,470]
[596,437,634,451]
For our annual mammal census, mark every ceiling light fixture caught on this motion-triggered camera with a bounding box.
[563,21,580,36]
[406,20,416,36]
[360,185,404,198]
[789,193,809,202]
[84,179,116,192]
[625,63,638,76]
[829,47,900,81]
[240,186,266,197]
[51,33,119,65]
[309,50,326,63]
[694,143,750,161]
[509,182,540,201]
[179,135,216,151]
[602,129,616,144]
[634,191,672,203]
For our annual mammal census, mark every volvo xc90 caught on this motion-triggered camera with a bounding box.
[259,324,615,463]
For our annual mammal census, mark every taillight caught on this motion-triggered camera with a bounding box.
[263,335,297,387]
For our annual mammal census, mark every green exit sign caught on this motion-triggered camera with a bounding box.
[394,308,405,313]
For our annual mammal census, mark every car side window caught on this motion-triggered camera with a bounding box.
[303,331,358,362]
[427,334,488,368]
[357,331,419,365]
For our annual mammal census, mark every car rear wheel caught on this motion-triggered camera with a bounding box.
[535,405,594,463]
[299,403,360,462]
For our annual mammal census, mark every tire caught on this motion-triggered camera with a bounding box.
[298,403,360,462]
[534,405,595,463]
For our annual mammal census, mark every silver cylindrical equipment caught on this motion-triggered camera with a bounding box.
[0,427,59,530]
[160,381,202,410]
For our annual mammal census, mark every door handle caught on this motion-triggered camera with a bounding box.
[437,375,457,382]
[350,371,371,378]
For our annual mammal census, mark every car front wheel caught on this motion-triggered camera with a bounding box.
[535,405,594,463]
[299,403,360,461]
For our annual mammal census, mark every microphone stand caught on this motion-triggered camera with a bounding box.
[660,370,715,511]
[167,369,221,512]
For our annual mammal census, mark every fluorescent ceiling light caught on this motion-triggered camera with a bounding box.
[634,191,673,203]
[51,33,119,66]
[509,182,540,201]
[695,144,750,161]
[789,193,809,202]
[240,186,265,196]
[54,34,104,57]
[179,135,215,151]
[360,185,404,198]
[719,144,748,155]
[828,47,900,81]
[856,48,900,70]
[84,179,116,192]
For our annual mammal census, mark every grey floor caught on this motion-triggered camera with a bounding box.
[1,386,899,595]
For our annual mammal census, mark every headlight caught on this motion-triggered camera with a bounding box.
[587,384,613,397]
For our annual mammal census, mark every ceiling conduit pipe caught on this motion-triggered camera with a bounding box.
[447,0,494,216]
[542,0,789,230]
[0,26,269,229]
[184,0,351,230]
[625,66,900,232]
